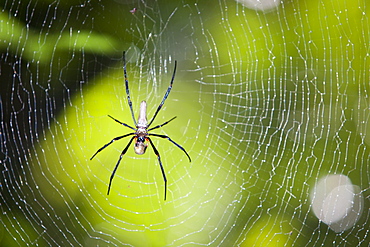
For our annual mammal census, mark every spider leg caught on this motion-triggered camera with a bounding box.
[107,136,136,195]
[147,137,167,200]
[147,116,176,132]
[108,115,136,131]
[149,133,191,162]
[147,60,177,127]
[123,51,137,126]
[90,133,135,160]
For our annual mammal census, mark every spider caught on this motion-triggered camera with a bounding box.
[90,51,191,200]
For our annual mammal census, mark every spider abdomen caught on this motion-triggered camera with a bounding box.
[137,101,148,128]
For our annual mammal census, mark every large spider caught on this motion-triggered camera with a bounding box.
[90,52,191,200]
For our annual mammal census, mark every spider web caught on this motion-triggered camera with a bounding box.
[1,0,369,246]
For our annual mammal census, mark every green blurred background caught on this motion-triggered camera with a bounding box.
[0,0,369,246]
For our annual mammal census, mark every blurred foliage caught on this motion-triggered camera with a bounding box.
[1,0,369,246]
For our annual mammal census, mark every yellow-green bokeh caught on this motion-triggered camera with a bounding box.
[30,57,255,245]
